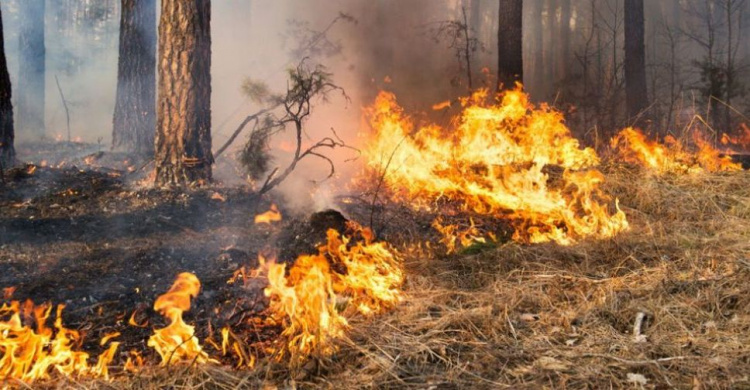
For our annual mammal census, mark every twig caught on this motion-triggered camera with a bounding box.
[213,105,279,160]
[55,75,71,143]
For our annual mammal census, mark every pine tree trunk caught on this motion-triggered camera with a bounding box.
[558,0,571,83]
[112,0,156,156]
[155,0,212,186]
[530,0,545,99]
[624,0,649,123]
[0,5,15,167]
[497,0,523,90]
[17,0,45,138]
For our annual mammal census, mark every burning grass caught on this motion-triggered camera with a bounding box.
[1,86,749,388]
[37,166,746,389]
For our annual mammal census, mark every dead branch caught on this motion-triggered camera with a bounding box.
[55,75,71,143]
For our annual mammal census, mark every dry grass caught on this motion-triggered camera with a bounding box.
[46,167,750,389]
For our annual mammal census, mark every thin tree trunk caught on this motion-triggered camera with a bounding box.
[497,0,523,91]
[558,0,571,83]
[530,0,545,99]
[155,0,213,186]
[17,0,45,138]
[113,0,156,156]
[544,0,556,96]
[624,0,649,124]
[0,5,15,167]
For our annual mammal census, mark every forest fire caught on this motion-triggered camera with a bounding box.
[362,87,628,248]
[0,301,118,383]
[148,273,212,366]
[611,127,741,173]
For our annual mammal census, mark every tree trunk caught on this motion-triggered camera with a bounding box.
[0,5,15,167]
[497,0,523,90]
[544,0,556,95]
[624,0,649,124]
[112,0,156,156]
[529,0,545,99]
[17,0,45,138]
[155,0,212,186]
[558,0,571,83]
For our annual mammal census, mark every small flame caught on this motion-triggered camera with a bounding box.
[611,127,741,173]
[0,300,118,383]
[259,223,403,364]
[254,204,282,224]
[147,273,213,365]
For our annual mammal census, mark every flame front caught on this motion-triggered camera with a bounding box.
[0,301,118,384]
[262,224,403,363]
[611,127,741,173]
[147,272,212,365]
[362,87,628,247]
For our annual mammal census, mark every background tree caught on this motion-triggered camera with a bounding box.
[497,0,523,90]
[112,0,156,156]
[17,0,45,138]
[624,0,649,124]
[155,0,213,186]
[0,5,14,167]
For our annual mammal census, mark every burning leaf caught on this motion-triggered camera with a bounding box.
[254,204,282,224]
[362,87,628,248]
[147,273,213,365]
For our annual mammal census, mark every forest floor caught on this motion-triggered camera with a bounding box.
[1,141,749,389]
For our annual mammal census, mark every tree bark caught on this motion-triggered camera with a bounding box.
[17,0,45,138]
[544,0,556,95]
[529,0,544,99]
[624,0,649,123]
[113,0,156,156]
[558,0,571,82]
[155,0,213,186]
[497,0,523,91]
[0,5,15,167]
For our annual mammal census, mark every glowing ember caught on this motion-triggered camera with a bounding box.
[260,223,403,363]
[254,204,282,224]
[147,273,213,365]
[611,127,741,173]
[362,86,628,247]
[0,300,118,383]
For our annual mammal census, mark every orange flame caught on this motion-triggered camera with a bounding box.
[254,204,282,225]
[260,223,403,363]
[0,300,118,383]
[147,273,213,365]
[362,87,628,248]
[611,127,741,173]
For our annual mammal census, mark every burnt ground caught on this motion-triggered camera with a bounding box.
[0,142,357,365]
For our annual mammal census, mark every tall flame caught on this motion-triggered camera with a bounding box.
[0,300,118,383]
[611,127,741,173]
[262,224,403,363]
[362,87,628,247]
[147,272,212,365]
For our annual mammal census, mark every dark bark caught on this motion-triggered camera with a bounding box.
[0,5,14,167]
[624,0,649,123]
[497,0,523,91]
[17,0,45,137]
[155,0,213,186]
[113,0,156,156]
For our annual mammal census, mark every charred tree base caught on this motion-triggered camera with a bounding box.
[155,162,212,187]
